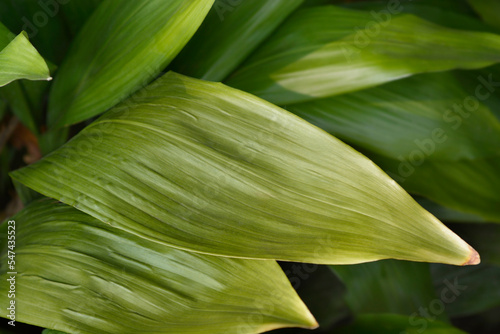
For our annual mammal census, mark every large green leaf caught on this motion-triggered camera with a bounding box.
[0,199,316,333]
[288,72,500,221]
[331,260,444,320]
[11,72,478,266]
[225,6,500,105]
[47,0,214,128]
[171,0,304,82]
[0,23,51,87]
[336,314,467,334]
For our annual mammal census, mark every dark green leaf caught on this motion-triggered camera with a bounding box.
[335,314,466,334]
[47,0,214,128]
[171,0,304,81]
[226,6,500,105]
[432,263,500,318]
[468,0,500,30]
[331,260,443,320]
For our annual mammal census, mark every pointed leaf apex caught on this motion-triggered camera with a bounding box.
[463,246,480,266]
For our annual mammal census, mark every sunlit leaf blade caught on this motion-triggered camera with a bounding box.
[0,199,317,334]
[431,263,500,318]
[47,0,214,128]
[331,260,445,320]
[12,72,478,266]
[225,6,500,105]
[0,24,51,87]
[336,314,467,334]
[171,0,304,82]
[467,0,500,30]
[288,72,500,221]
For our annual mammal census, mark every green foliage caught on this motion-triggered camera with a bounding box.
[1,0,500,333]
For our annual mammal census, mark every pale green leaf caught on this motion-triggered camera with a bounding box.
[336,314,467,334]
[171,0,304,81]
[0,199,316,334]
[331,260,444,320]
[225,6,500,105]
[288,72,500,221]
[47,0,214,128]
[0,24,51,87]
[11,72,478,266]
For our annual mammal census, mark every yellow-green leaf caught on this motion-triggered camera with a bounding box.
[0,199,316,334]
[0,23,51,87]
[12,72,478,266]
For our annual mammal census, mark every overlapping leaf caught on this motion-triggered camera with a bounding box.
[288,72,500,221]
[47,0,214,128]
[225,5,500,105]
[0,199,316,334]
[171,0,304,81]
[12,72,478,266]
[0,23,51,87]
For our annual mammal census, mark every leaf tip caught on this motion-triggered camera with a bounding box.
[462,246,480,266]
